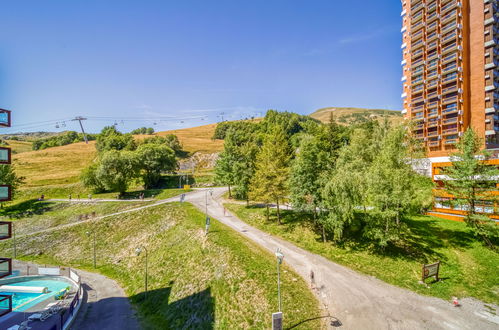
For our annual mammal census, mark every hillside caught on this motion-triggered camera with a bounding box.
[157,123,223,154]
[310,107,403,125]
[13,141,97,187]
[12,123,222,189]
[2,202,322,329]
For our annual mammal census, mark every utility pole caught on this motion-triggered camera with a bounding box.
[219,112,225,122]
[72,116,88,144]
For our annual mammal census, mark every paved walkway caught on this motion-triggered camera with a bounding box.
[186,188,498,330]
[72,269,140,330]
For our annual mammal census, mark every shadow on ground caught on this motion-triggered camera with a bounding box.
[130,285,215,329]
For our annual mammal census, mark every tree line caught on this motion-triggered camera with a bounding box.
[215,110,498,248]
[81,126,182,195]
[32,131,97,150]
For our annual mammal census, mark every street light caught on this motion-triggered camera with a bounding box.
[135,246,148,299]
[275,248,284,312]
[86,231,96,268]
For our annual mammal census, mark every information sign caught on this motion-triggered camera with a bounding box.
[422,261,440,282]
[272,312,283,330]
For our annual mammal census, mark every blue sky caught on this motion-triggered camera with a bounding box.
[1,0,403,133]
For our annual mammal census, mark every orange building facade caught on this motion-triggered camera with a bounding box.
[401,0,499,221]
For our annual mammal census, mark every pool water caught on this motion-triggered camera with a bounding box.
[0,279,71,311]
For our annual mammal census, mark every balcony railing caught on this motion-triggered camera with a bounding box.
[442,53,457,63]
[442,74,458,83]
[442,107,458,115]
[443,117,458,124]
[428,130,439,137]
[428,140,440,147]
[445,139,458,145]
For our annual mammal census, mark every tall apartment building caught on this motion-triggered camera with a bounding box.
[401,0,499,158]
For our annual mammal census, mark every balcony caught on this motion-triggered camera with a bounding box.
[442,95,459,104]
[442,73,458,84]
[441,1,460,14]
[412,39,425,50]
[441,11,458,25]
[412,105,425,113]
[427,79,439,88]
[427,31,439,42]
[428,140,441,147]
[412,49,425,59]
[485,16,497,26]
[442,53,458,64]
[442,63,460,74]
[444,139,458,145]
[411,1,424,14]
[442,43,462,55]
[413,84,425,93]
[442,107,459,115]
[443,117,458,124]
[428,130,439,137]
[428,121,439,128]
[485,39,497,48]
[412,58,425,68]
[428,112,439,119]
[442,85,458,94]
[427,41,438,51]
[412,30,424,41]
[428,74,440,82]
[427,21,438,32]
[427,1,438,12]
[411,21,424,33]
[412,12,424,23]
[0,222,11,240]
[427,91,440,99]
[442,32,457,44]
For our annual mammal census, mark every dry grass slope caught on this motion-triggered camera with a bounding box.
[13,141,97,187]
[157,123,223,154]
[5,140,33,154]
[311,107,403,125]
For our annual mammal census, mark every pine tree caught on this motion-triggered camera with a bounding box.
[443,128,499,248]
[250,126,291,224]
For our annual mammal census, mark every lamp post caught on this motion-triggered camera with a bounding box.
[86,231,96,268]
[275,248,284,312]
[135,246,148,299]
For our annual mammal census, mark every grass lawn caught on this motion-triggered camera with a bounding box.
[225,203,499,305]
[0,200,152,236]
[2,202,323,329]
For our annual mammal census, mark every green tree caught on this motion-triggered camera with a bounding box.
[91,150,140,196]
[0,164,24,200]
[250,126,292,224]
[442,128,499,247]
[96,127,136,153]
[321,126,376,242]
[364,124,433,248]
[214,136,238,198]
[137,143,177,189]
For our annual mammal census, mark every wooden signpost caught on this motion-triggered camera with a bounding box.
[422,261,441,282]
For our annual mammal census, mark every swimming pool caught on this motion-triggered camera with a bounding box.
[0,279,71,311]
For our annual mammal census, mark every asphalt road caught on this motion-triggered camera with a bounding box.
[186,187,498,330]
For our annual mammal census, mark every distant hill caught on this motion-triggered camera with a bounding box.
[310,107,403,125]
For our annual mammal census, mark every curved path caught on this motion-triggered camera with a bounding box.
[72,269,140,330]
[186,188,498,330]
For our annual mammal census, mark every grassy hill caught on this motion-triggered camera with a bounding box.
[13,141,97,187]
[2,201,323,329]
[310,107,403,125]
[158,123,223,154]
